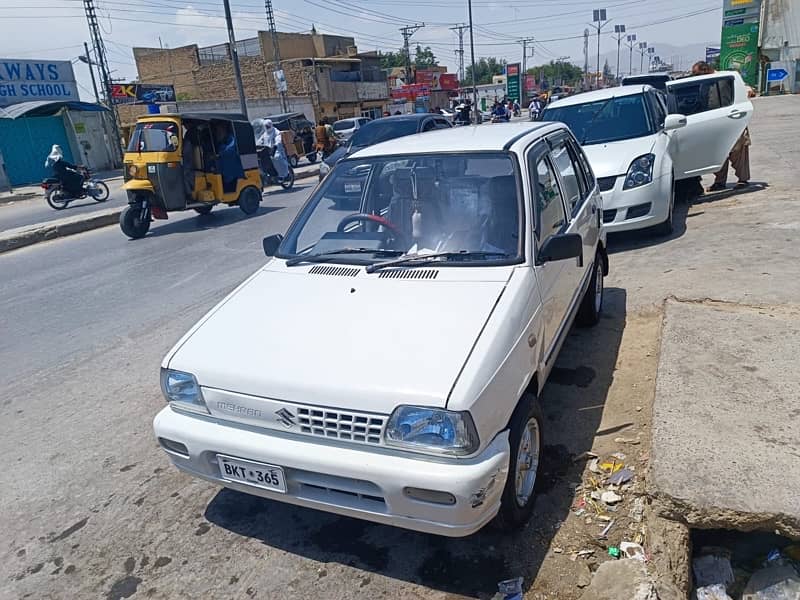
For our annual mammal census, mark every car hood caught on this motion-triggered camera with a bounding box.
[167,267,509,414]
[582,135,657,177]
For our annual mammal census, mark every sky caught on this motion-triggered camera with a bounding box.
[0,0,723,101]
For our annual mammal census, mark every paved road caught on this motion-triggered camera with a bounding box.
[0,180,127,233]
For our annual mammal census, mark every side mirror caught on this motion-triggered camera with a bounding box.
[262,234,283,257]
[663,114,687,131]
[537,233,583,265]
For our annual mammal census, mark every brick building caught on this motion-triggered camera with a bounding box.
[130,31,390,123]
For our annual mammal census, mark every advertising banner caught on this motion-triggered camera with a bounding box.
[720,23,760,87]
[506,63,521,103]
[111,83,176,105]
[0,59,79,105]
[390,84,430,100]
[439,73,459,90]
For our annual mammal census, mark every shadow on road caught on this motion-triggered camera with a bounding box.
[204,288,627,597]
[142,205,283,239]
[607,201,690,255]
[691,180,768,206]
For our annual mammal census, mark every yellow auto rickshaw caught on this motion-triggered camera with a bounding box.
[120,112,263,239]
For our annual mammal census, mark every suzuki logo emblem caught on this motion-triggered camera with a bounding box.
[275,408,296,428]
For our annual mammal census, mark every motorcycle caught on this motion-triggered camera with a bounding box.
[257,147,295,190]
[41,166,110,210]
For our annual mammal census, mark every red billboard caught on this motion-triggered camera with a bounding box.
[439,73,459,90]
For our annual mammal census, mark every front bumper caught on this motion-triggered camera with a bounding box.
[600,174,671,233]
[154,406,510,537]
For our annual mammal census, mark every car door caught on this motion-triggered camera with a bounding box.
[547,131,599,310]
[666,72,753,179]
[527,142,572,364]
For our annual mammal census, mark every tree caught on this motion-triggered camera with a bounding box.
[414,45,438,68]
[602,59,613,83]
[380,50,406,70]
[464,57,506,86]
[527,60,583,87]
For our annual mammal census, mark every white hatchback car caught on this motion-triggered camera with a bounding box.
[543,71,753,234]
[332,117,370,142]
[154,122,608,537]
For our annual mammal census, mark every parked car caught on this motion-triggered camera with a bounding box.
[153,122,608,537]
[332,117,370,142]
[542,71,752,234]
[319,113,452,207]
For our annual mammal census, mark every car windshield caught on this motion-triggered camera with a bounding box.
[278,152,521,265]
[542,93,654,145]
[127,121,179,152]
[349,119,420,148]
[333,120,356,132]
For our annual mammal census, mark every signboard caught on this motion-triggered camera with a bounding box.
[720,23,759,87]
[273,70,287,94]
[111,83,176,105]
[439,74,459,90]
[706,47,721,63]
[0,59,79,105]
[766,68,788,81]
[506,62,521,103]
[390,84,430,100]
[722,0,760,23]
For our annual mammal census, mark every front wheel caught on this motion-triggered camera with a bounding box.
[495,393,543,531]
[306,152,318,164]
[89,181,110,202]
[289,155,299,168]
[120,205,151,239]
[653,178,675,237]
[576,251,604,327]
[280,168,295,190]
[238,186,262,215]
[46,187,69,210]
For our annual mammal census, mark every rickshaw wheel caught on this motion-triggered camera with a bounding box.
[289,155,299,168]
[120,206,150,239]
[306,152,318,164]
[194,205,213,216]
[238,187,262,215]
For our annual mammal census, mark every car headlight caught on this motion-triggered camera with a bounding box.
[160,368,208,414]
[319,161,331,179]
[623,154,655,190]
[385,406,479,456]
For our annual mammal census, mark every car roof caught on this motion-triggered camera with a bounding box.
[547,85,648,108]
[351,121,563,158]
[623,73,671,81]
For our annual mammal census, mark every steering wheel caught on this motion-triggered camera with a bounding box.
[336,213,407,247]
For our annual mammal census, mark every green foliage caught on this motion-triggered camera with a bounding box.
[463,57,507,86]
[380,46,439,70]
[414,45,438,68]
[526,60,584,86]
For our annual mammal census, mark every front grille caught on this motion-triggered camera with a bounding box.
[626,202,652,219]
[378,269,439,280]
[597,176,617,192]
[602,209,617,223]
[308,265,360,277]
[296,407,385,445]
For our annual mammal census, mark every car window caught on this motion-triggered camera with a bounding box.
[645,91,667,128]
[333,120,356,132]
[568,136,595,192]
[434,118,451,129]
[530,154,567,246]
[669,76,735,115]
[549,138,582,216]
[421,119,437,132]
[349,119,420,147]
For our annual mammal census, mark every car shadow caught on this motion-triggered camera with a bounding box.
[606,201,690,255]
[204,287,627,597]
[143,205,283,239]
[691,180,768,206]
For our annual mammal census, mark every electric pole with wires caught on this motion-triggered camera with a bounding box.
[400,23,424,84]
[83,0,122,166]
[450,24,468,83]
[264,0,289,113]
[520,37,534,104]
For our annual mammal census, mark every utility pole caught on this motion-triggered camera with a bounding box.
[79,41,100,103]
[555,56,569,86]
[612,25,626,83]
[400,23,424,84]
[450,24,468,83]
[625,34,637,76]
[583,28,590,90]
[520,37,534,103]
[264,0,288,112]
[591,9,609,89]
[638,41,648,74]
[467,0,479,122]
[83,0,122,166]
[222,0,248,116]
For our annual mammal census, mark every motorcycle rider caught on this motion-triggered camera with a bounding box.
[528,95,543,121]
[44,145,83,197]
[256,118,289,181]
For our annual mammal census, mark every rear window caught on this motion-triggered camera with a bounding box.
[333,120,356,132]
[349,119,420,147]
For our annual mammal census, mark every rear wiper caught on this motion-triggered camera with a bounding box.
[285,248,403,267]
[365,251,509,273]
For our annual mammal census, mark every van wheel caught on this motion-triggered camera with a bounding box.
[576,252,604,326]
[238,187,261,215]
[495,393,543,531]
[120,205,151,239]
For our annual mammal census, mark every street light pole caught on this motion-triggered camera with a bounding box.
[626,34,636,76]
[638,41,648,74]
[613,25,626,83]
[592,9,609,89]
[468,0,479,122]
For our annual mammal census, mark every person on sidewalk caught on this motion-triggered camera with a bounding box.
[44,145,83,197]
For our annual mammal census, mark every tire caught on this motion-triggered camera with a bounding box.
[46,187,69,210]
[119,205,151,239]
[280,168,295,190]
[89,181,110,202]
[238,186,262,215]
[653,178,675,236]
[576,252,604,327]
[289,155,299,168]
[306,152,318,164]
[495,393,543,531]
[194,205,213,215]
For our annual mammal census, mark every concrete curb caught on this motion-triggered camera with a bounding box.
[0,167,319,255]
[0,192,38,207]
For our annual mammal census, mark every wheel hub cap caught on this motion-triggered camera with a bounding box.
[515,418,540,506]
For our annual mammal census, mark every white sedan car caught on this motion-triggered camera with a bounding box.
[543,71,752,234]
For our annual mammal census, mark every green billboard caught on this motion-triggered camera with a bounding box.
[720,23,759,87]
[506,63,521,103]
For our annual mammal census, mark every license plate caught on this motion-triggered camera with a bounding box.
[217,455,287,493]
[344,183,361,193]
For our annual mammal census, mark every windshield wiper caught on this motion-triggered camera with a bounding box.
[285,248,403,267]
[365,251,510,273]
[580,96,615,144]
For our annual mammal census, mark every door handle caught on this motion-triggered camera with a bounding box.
[728,110,746,119]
